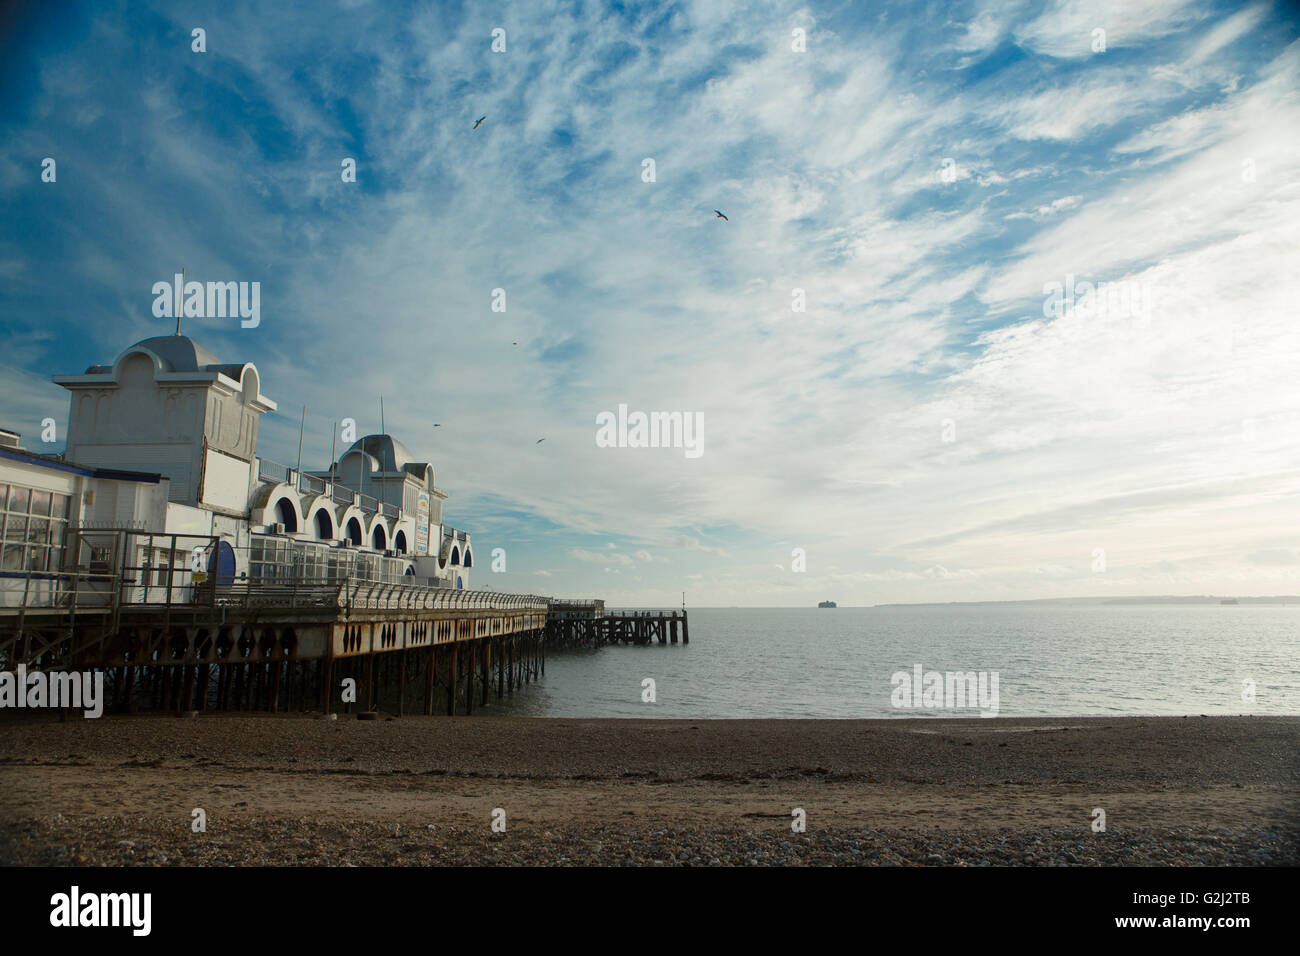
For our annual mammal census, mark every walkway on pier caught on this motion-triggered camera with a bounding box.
[547,606,689,649]
[0,530,688,716]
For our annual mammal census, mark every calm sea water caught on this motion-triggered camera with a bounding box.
[484,605,1300,718]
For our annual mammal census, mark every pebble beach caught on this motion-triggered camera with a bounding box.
[1,714,1296,866]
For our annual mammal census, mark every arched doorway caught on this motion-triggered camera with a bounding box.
[207,541,236,583]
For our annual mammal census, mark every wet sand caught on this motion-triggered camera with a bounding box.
[1,714,1296,865]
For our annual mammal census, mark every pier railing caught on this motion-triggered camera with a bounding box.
[1,562,553,619]
[185,579,549,612]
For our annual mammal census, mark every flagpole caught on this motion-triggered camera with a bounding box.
[329,422,337,495]
[295,405,306,489]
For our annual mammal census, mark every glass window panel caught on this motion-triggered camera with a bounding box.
[26,546,48,572]
[1,543,23,571]
[0,485,7,510]
[26,518,49,547]
[51,494,69,519]
[4,515,26,541]
[30,490,50,516]
[7,486,28,513]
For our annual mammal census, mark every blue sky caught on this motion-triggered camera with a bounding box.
[1,0,1297,605]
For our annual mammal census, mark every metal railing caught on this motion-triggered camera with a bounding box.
[258,459,290,484]
[0,528,557,618]
[195,577,550,613]
[252,460,419,522]
[298,472,326,495]
[336,581,548,612]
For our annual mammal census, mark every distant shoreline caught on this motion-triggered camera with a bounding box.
[645,597,1300,609]
[870,595,1300,608]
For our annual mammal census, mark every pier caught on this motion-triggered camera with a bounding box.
[546,603,689,649]
[0,333,689,717]
[0,529,686,716]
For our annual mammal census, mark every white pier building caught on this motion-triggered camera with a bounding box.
[2,334,473,605]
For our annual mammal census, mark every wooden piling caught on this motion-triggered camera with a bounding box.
[464,638,474,715]
[447,644,457,716]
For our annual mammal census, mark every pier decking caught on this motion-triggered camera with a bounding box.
[0,529,687,716]
[547,604,689,648]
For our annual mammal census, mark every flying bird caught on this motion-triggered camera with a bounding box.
[432,423,441,427]
[714,210,728,221]
[536,438,545,444]
[473,116,486,130]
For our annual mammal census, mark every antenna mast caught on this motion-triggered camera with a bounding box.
[295,405,306,483]
[175,267,184,336]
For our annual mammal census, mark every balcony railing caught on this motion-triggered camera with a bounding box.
[258,459,290,484]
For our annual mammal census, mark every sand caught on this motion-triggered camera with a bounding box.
[0,714,1296,865]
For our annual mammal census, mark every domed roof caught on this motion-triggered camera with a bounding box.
[343,434,417,473]
[116,335,223,373]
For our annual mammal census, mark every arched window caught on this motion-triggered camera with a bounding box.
[394,531,408,554]
[450,545,460,565]
[372,525,387,551]
[275,497,298,532]
[314,509,333,540]
[456,575,463,589]
[345,517,362,546]
[463,548,472,568]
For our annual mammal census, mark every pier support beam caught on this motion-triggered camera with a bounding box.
[424,645,436,716]
[464,639,474,715]
[398,647,407,716]
[447,644,457,716]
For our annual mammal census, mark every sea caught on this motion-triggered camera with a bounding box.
[485,604,1300,719]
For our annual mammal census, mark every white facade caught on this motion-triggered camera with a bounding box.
[17,334,476,591]
[55,336,273,512]
[0,435,169,607]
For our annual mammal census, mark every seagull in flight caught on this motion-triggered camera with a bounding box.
[714,210,728,221]
[536,438,545,444]
[432,423,441,427]
[473,116,486,130]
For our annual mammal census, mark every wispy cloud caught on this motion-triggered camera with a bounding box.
[0,0,1296,605]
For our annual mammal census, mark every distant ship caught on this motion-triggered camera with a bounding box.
[818,600,837,608]
[1220,598,1239,605]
